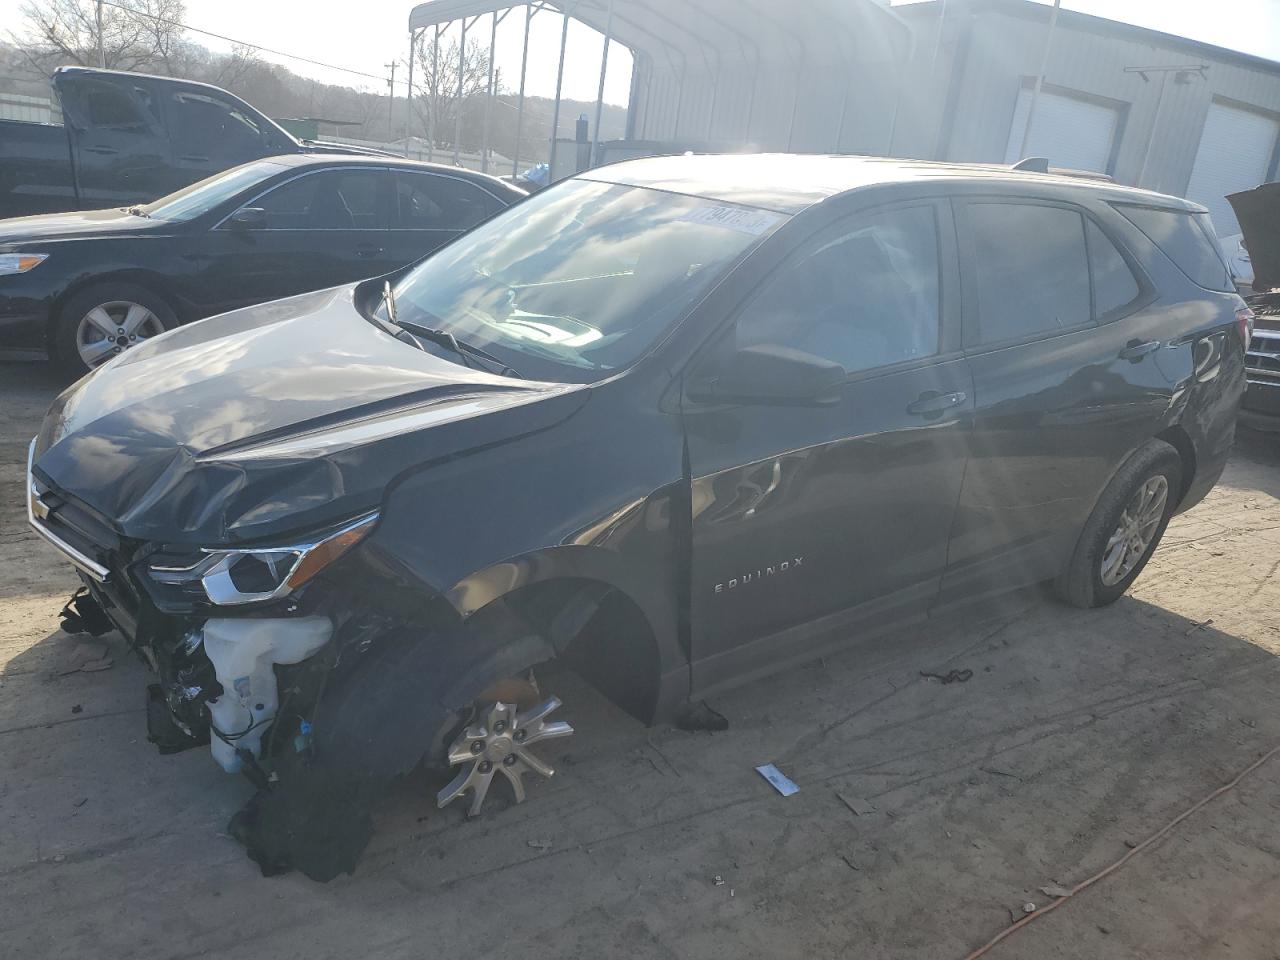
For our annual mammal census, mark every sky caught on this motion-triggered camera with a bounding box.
[2,0,1279,106]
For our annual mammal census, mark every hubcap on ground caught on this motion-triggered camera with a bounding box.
[1100,474,1168,586]
[75,301,164,368]
[436,697,573,817]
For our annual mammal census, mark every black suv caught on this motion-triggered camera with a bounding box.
[27,154,1247,879]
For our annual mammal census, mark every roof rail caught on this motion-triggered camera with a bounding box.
[1010,157,1050,173]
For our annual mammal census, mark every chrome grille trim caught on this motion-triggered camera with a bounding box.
[26,438,111,583]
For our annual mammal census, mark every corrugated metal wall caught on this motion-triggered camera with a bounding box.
[882,0,1280,223]
[624,0,909,153]
[923,4,1280,197]
[624,0,1280,212]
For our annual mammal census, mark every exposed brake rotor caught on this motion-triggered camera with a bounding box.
[436,696,573,817]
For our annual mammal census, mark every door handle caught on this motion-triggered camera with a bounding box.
[355,245,384,259]
[1119,339,1161,362]
[178,155,211,162]
[906,390,967,417]
[82,146,118,155]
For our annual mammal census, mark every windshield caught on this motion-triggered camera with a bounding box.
[141,160,287,222]
[381,178,783,383]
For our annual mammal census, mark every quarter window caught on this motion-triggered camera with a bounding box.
[966,203,1091,345]
[1115,205,1233,292]
[1086,220,1141,317]
[735,205,941,374]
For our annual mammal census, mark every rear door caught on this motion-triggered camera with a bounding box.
[193,166,397,313]
[940,196,1172,602]
[684,199,972,693]
[387,169,507,265]
[59,76,170,207]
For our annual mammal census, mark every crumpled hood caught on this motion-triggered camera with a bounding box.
[0,206,159,245]
[33,284,588,545]
[1228,182,1280,293]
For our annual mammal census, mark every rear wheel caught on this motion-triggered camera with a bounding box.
[1054,439,1182,608]
[53,282,176,375]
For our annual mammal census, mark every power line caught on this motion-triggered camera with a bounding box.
[96,0,391,84]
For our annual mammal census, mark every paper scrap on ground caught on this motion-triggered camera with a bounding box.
[756,763,799,796]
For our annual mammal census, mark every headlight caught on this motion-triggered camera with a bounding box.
[149,513,378,606]
[0,253,49,276]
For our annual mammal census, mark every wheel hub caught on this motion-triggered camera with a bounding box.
[437,697,573,817]
[1100,474,1169,586]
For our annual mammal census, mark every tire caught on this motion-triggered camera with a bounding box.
[231,622,555,880]
[1054,439,1183,609]
[52,281,177,376]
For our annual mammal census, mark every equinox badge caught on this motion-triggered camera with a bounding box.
[714,556,804,595]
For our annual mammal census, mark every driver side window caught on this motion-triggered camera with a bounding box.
[736,204,941,374]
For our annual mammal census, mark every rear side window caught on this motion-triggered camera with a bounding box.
[1085,220,1141,316]
[966,203,1091,344]
[1116,205,1233,292]
[77,81,156,131]
[395,172,500,230]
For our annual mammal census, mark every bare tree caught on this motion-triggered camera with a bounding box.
[209,42,263,89]
[409,34,496,150]
[16,0,186,73]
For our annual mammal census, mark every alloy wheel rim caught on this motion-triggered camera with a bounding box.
[436,697,573,817]
[1100,474,1168,586]
[75,300,164,368]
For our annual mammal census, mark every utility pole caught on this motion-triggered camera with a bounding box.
[386,61,396,144]
[95,0,106,68]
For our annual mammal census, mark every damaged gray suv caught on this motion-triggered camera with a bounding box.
[27,154,1247,879]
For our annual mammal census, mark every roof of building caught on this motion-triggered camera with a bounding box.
[582,153,1204,214]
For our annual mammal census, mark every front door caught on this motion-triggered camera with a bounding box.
[683,200,973,694]
[194,166,398,314]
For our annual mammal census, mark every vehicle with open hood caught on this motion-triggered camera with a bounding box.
[1228,182,1280,430]
[28,154,1247,879]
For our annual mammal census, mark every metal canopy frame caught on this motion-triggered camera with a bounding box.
[404,0,912,176]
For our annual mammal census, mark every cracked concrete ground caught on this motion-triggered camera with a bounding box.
[3,359,1280,959]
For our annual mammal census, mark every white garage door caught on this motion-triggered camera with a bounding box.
[1004,86,1119,173]
[1185,101,1279,237]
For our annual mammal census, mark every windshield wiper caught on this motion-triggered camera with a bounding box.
[369,281,425,352]
[378,281,520,377]
[397,318,522,379]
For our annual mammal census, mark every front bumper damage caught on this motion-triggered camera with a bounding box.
[63,575,392,880]
[31,441,404,880]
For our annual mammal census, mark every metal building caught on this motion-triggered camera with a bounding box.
[880,0,1280,237]
[405,0,1280,237]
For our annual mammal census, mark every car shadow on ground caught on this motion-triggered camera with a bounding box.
[4,575,1280,959]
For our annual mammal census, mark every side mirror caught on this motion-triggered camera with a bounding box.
[688,343,845,407]
[227,206,266,229]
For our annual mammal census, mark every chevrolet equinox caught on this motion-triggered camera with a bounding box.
[27,154,1248,879]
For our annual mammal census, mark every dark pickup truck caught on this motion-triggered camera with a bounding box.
[0,66,387,219]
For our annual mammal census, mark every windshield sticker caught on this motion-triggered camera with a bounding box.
[678,205,783,236]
